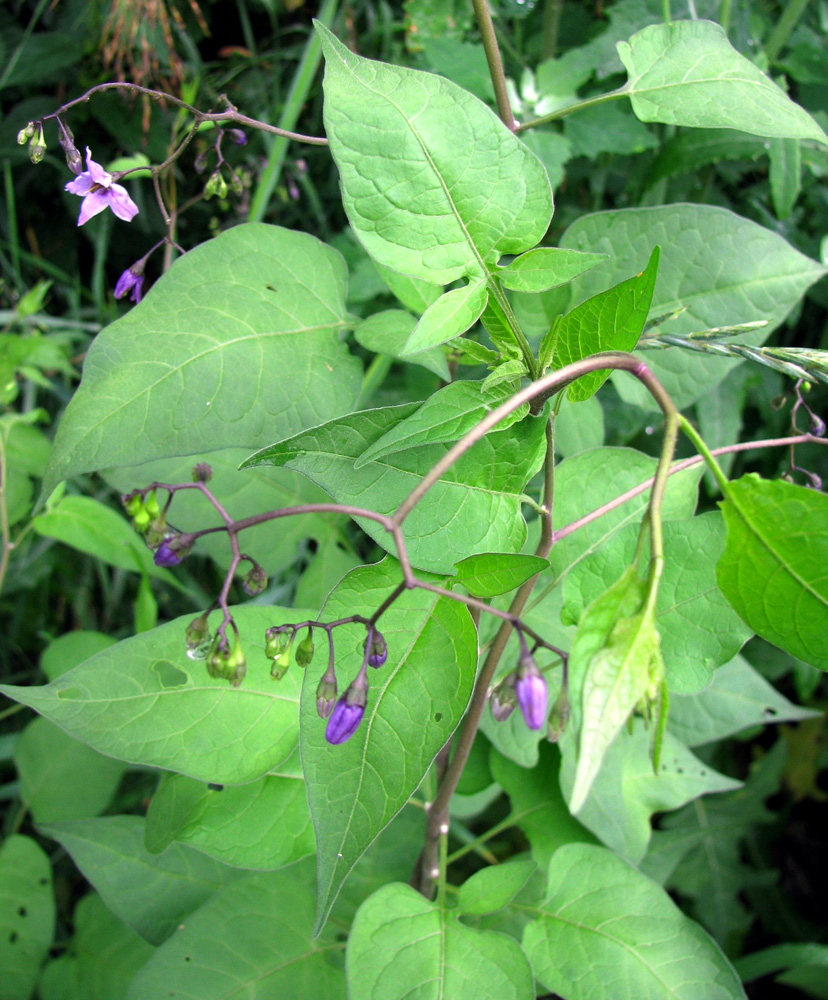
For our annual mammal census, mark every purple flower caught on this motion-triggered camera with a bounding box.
[325,698,365,744]
[515,672,548,730]
[364,629,387,668]
[114,266,144,303]
[65,147,139,226]
[153,541,183,567]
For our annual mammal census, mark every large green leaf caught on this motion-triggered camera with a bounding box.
[43,816,238,946]
[125,865,346,1000]
[144,772,314,870]
[717,474,828,670]
[40,224,361,500]
[244,402,548,575]
[300,558,476,933]
[522,843,746,999]
[0,836,55,1000]
[347,883,534,1000]
[0,606,316,785]
[552,246,659,401]
[562,514,753,694]
[560,205,827,409]
[619,20,828,144]
[317,23,552,284]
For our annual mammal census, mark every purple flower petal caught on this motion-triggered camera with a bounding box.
[65,173,94,195]
[153,542,183,567]
[77,190,111,226]
[325,698,365,744]
[84,148,111,187]
[108,183,139,222]
[114,268,144,302]
[515,673,548,730]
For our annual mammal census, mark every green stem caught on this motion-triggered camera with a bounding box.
[247,0,338,222]
[719,0,732,33]
[516,86,629,132]
[489,279,538,380]
[3,163,20,288]
[678,415,731,494]
[662,0,672,23]
[541,0,563,60]
[357,353,393,409]
[764,0,811,63]
[472,0,517,132]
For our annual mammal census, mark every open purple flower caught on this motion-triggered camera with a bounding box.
[114,266,144,303]
[65,148,139,226]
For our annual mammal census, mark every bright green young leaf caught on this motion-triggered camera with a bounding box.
[43,816,238,945]
[244,401,548,575]
[559,721,741,863]
[347,882,534,1000]
[456,861,537,915]
[14,717,125,824]
[560,204,827,409]
[562,514,753,694]
[294,534,362,611]
[40,630,117,681]
[126,865,346,1000]
[356,379,527,468]
[769,138,802,220]
[522,843,746,1000]
[495,248,608,293]
[32,495,182,586]
[402,280,488,354]
[552,246,660,402]
[105,448,350,576]
[554,393,605,457]
[0,605,316,785]
[317,23,553,284]
[0,836,55,1000]
[453,552,548,598]
[354,309,450,379]
[667,654,820,747]
[490,744,596,870]
[39,894,154,1000]
[481,358,528,392]
[40,224,361,501]
[717,475,828,670]
[145,772,315,871]
[372,260,443,315]
[300,558,476,933]
[737,943,828,992]
[619,20,828,144]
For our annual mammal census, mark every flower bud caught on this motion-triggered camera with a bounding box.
[194,150,209,173]
[28,125,47,165]
[144,491,161,518]
[17,122,36,145]
[192,462,213,483]
[264,626,290,660]
[204,172,219,199]
[153,533,193,567]
[207,636,246,686]
[144,516,167,550]
[546,688,570,743]
[316,664,338,719]
[132,507,151,532]
[58,126,82,174]
[364,629,387,668]
[809,413,826,437]
[295,632,315,667]
[270,649,291,681]
[114,264,145,304]
[242,565,268,596]
[185,614,210,649]
[515,650,548,730]
[123,494,143,517]
[325,666,368,745]
[229,172,244,195]
[228,128,247,146]
[490,676,518,722]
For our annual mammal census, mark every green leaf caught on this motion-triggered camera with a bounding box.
[522,843,746,1000]
[769,138,802,220]
[357,380,528,468]
[32,496,181,586]
[244,402,548,575]
[373,260,443,315]
[560,205,827,409]
[717,475,828,670]
[39,894,154,1000]
[402,280,488,353]
[562,514,753,694]
[453,552,548,598]
[144,772,315,870]
[0,605,315,785]
[126,865,346,1000]
[495,248,608,293]
[552,246,660,402]
[317,23,553,284]
[667,654,819,747]
[456,861,537,916]
[353,309,450,379]
[43,816,238,945]
[40,224,361,500]
[347,882,534,1000]
[300,558,477,933]
[564,101,658,159]
[0,836,55,1000]
[105,448,349,576]
[14,717,125,824]
[40,630,117,681]
[619,20,828,144]
[647,128,767,185]
[294,534,362,611]
[737,944,828,990]
[480,358,528,391]
[559,720,741,863]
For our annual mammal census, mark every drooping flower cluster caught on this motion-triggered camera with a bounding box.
[490,629,568,742]
[123,488,193,568]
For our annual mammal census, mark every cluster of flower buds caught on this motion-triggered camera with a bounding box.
[17,121,46,164]
[313,626,388,745]
[490,633,569,742]
[122,490,192,568]
[206,633,246,687]
[265,626,295,680]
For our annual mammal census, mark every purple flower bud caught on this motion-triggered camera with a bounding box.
[192,462,213,483]
[228,129,247,146]
[154,540,183,567]
[114,265,144,304]
[316,665,338,719]
[325,699,365,744]
[364,630,387,668]
[490,677,518,722]
[515,672,548,730]
[810,413,826,438]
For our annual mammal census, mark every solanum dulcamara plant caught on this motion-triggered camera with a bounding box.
[4,3,828,998]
